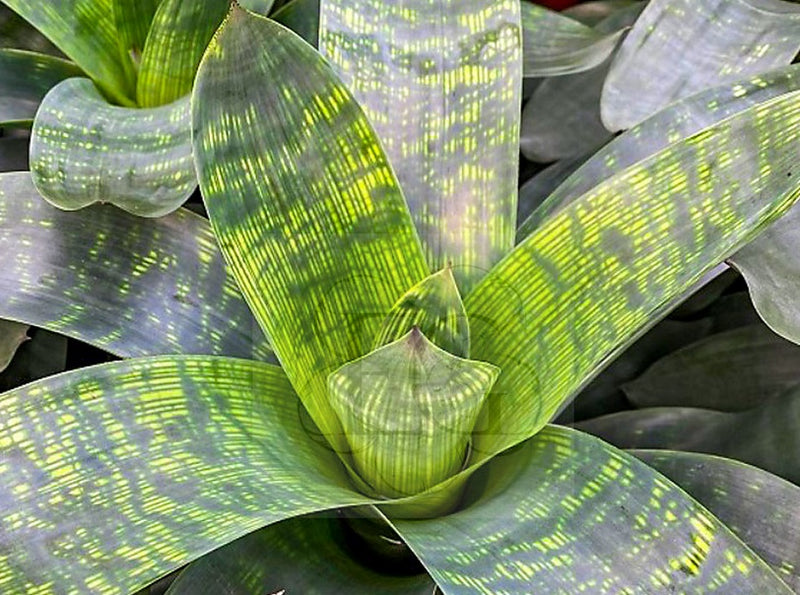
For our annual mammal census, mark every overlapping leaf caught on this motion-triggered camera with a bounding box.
[319,0,521,293]
[601,0,800,130]
[31,78,195,216]
[136,0,230,107]
[166,514,436,594]
[0,172,271,361]
[465,89,800,461]
[112,0,160,67]
[0,328,67,393]
[272,0,320,46]
[518,64,800,239]
[634,450,800,590]
[0,49,82,126]
[520,0,627,77]
[562,0,640,25]
[623,325,800,411]
[517,156,588,225]
[389,426,790,593]
[2,0,136,106]
[520,3,643,163]
[192,6,429,452]
[0,320,28,373]
[730,201,800,346]
[0,356,370,593]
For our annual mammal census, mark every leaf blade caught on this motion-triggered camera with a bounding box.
[319,0,522,293]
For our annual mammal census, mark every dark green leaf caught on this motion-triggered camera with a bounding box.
[388,426,789,593]
[112,0,160,68]
[31,78,195,217]
[272,0,319,47]
[167,514,436,594]
[0,172,271,361]
[192,7,429,453]
[136,0,230,107]
[601,0,800,130]
[0,356,369,593]
[465,88,800,462]
[0,49,82,126]
[2,0,136,106]
[319,0,521,293]
[633,450,800,591]
[623,325,800,411]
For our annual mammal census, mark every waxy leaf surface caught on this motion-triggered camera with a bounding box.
[31,78,195,217]
[0,172,271,360]
[137,0,230,107]
[0,356,369,594]
[390,426,790,593]
[2,0,136,105]
[634,450,800,590]
[601,0,800,130]
[193,7,429,452]
[466,89,800,461]
[320,0,521,293]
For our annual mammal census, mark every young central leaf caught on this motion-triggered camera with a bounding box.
[328,328,499,498]
[374,267,470,358]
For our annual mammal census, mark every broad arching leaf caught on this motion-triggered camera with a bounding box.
[730,201,800,347]
[192,6,428,453]
[136,0,230,107]
[166,514,437,594]
[0,356,370,593]
[601,0,800,130]
[622,325,800,411]
[319,0,521,293]
[0,172,271,361]
[517,156,590,224]
[562,0,640,26]
[273,0,320,46]
[0,49,82,126]
[2,0,137,106]
[518,64,800,239]
[465,89,800,462]
[520,0,627,77]
[633,450,800,591]
[30,78,196,217]
[388,426,790,593]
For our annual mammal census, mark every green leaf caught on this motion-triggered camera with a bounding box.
[374,267,469,358]
[0,356,370,593]
[30,78,195,217]
[166,513,436,594]
[136,0,230,107]
[520,0,626,77]
[319,0,521,293]
[622,324,800,411]
[112,0,160,67]
[518,64,800,239]
[601,0,800,131]
[388,426,790,593]
[2,0,136,106]
[564,318,712,422]
[329,329,498,498]
[0,49,82,126]
[0,172,271,361]
[238,0,277,15]
[272,0,320,47]
[517,157,588,225]
[520,3,643,163]
[0,320,28,373]
[465,89,800,463]
[633,450,800,591]
[580,388,800,485]
[192,7,429,453]
[730,201,800,346]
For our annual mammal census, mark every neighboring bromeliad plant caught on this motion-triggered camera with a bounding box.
[1,1,800,594]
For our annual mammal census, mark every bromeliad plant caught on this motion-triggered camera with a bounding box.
[3,1,800,593]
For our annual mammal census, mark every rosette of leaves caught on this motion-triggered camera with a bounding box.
[2,2,800,594]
